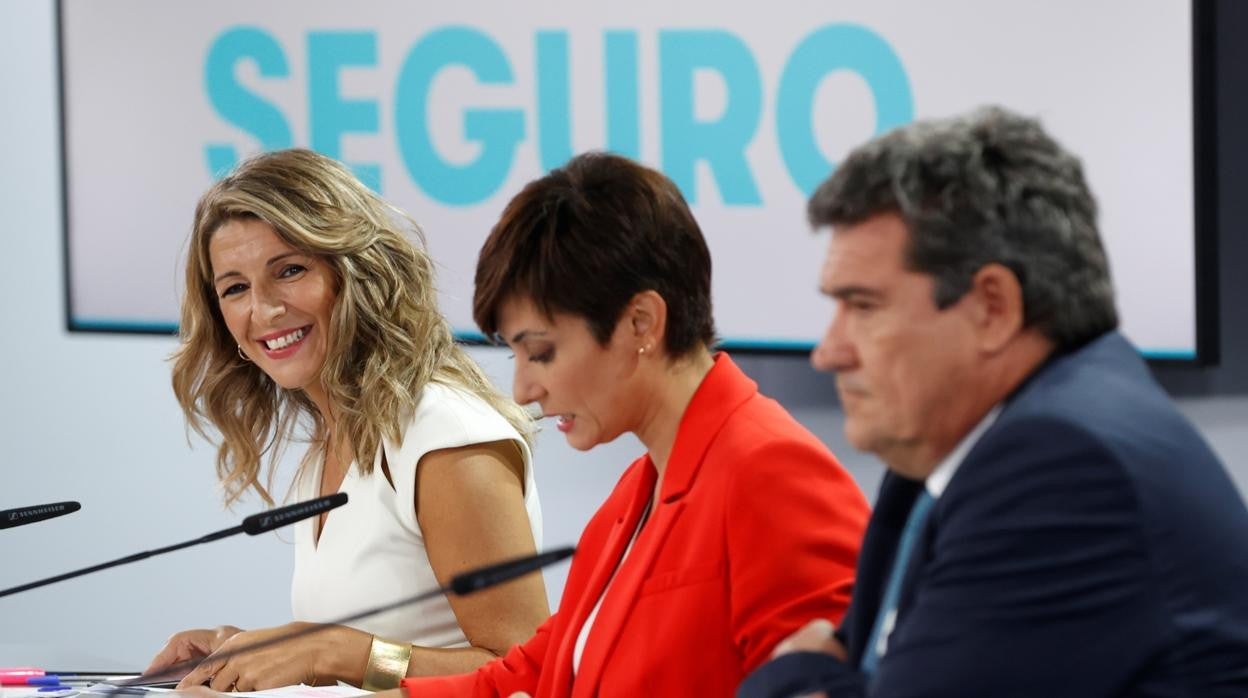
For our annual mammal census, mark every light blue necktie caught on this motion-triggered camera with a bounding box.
[860,489,935,676]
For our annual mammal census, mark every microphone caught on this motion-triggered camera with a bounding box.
[242,493,346,535]
[450,547,577,595]
[0,501,82,530]
[0,493,348,599]
[119,546,577,688]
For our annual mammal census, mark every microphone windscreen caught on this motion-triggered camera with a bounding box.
[0,501,82,530]
[449,546,576,596]
[241,492,348,535]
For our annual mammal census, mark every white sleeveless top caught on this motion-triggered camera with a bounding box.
[290,382,542,647]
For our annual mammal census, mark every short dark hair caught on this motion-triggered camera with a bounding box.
[809,106,1118,350]
[474,152,716,356]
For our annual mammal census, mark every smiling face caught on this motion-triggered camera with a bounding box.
[495,294,645,451]
[209,217,338,399]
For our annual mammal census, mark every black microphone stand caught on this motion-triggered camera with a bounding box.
[0,493,348,599]
[112,546,577,690]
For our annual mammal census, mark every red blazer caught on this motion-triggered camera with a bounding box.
[402,354,869,697]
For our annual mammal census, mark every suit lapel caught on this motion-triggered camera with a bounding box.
[845,474,925,666]
[894,498,938,622]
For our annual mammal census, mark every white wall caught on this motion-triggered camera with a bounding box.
[2,0,1245,671]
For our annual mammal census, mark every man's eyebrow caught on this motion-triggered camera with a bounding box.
[822,284,884,300]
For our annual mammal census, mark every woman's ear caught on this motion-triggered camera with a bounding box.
[628,290,668,353]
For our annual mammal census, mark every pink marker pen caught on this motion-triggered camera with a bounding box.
[0,668,46,685]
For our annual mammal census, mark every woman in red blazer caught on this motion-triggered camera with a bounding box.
[398,153,869,697]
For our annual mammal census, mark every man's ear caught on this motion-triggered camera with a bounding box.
[966,263,1026,354]
[626,290,668,352]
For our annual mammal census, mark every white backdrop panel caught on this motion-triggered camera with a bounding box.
[61,0,1198,356]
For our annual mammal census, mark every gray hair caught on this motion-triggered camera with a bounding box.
[809,106,1118,350]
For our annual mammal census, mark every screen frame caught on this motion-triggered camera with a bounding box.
[56,0,1221,365]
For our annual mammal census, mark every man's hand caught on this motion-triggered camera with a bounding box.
[772,618,847,662]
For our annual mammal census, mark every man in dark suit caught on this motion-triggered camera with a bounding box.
[740,106,1248,696]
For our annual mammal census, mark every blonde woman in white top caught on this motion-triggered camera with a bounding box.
[145,149,547,692]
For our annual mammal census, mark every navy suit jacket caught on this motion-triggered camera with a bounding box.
[740,332,1248,697]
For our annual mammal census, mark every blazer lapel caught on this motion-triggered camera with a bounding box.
[547,464,656,696]
[658,353,758,499]
[567,354,757,695]
[571,498,688,695]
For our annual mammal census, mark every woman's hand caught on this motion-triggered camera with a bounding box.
[145,626,244,677]
[175,622,372,692]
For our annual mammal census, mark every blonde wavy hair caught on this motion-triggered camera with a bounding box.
[172,148,534,507]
